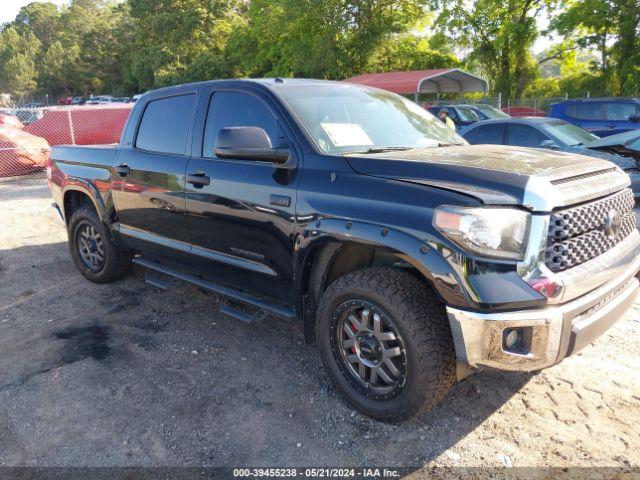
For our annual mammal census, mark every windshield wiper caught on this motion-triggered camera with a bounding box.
[437,142,465,147]
[344,146,415,154]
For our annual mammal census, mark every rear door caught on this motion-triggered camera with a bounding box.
[183,88,298,305]
[111,92,198,264]
[475,123,506,144]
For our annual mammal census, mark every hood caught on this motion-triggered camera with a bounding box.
[562,146,636,170]
[584,130,640,149]
[345,144,630,210]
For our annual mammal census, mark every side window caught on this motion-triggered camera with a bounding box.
[204,92,278,158]
[475,124,505,144]
[606,103,638,121]
[567,103,604,120]
[507,124,548,147]
[136,94,196,155]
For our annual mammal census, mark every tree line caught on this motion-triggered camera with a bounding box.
[0,0,638,102]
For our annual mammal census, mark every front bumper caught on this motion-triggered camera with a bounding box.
[447,261,639,371]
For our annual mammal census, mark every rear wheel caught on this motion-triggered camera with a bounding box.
[316,268,456,421]
[68,207,132,283]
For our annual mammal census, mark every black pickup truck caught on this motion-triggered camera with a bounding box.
[49,79,640,421]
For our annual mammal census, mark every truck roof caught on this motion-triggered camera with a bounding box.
[142,78,342,97]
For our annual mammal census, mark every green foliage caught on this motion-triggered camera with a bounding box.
[434,0,557,99]
[227,0,435,80]
[0,26,41,96]
[551,0,640,95]
[367,34,461,72]
[127,0,244,89]
[0,0,637,99]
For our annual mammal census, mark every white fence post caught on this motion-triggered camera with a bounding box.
[67,108,76,145]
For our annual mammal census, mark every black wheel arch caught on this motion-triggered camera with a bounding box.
[296,221,470,344]
[62,183,122,247]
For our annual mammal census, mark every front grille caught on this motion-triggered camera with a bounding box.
[545,188,636,272]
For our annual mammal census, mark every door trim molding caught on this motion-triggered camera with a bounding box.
[116,223,277,277]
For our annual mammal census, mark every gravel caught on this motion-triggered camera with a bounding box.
[0,176,638,470]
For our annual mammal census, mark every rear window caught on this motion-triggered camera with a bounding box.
[475,124,504,144]
[606,103,640,121]
[566,103,605,120]
[136,94,196,155]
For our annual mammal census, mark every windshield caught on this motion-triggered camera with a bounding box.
[539,120,598,146]
[277,84,465,154]
[456,107,481,122]
[475,105,510,119]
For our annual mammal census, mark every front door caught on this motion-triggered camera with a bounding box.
[184,89,298,305]
[111,92,198,264]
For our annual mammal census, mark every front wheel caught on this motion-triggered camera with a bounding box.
[316,268,456,422]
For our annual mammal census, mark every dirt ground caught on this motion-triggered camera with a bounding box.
[0,176,639,473]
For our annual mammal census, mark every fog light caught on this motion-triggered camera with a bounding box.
[503,328,520,349]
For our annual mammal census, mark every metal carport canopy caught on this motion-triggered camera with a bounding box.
[345,69,488,99]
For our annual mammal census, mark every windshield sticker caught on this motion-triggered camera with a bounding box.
[321,123,374,147]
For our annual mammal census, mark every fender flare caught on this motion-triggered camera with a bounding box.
[295,218,472,340]
[61,180,109,223]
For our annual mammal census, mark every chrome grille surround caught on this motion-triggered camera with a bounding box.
[545,188,636,272]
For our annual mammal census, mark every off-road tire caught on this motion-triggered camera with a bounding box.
[68,207,132,283]
[316,267,456,422]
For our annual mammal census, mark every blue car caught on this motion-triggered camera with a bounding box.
[549,98,640,137]
[460,117,640,198]
[426,104,509,130]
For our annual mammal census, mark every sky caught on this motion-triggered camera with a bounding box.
[1,0,555,53]
[0,0,70,24]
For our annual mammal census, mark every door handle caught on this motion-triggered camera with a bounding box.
[114,164,130,177]
[269,194,291,207]
[607,125,617,129]
[186,171,210,187]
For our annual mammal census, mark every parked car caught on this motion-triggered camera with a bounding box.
[112,97,131,103]
[22,102,45,108]
[71,96,87,105]
[427,104,508,130]
[549,97,640,137]
[14,107,44,126]
[58,96,73,105]
[0,114,25,129]
[502,105,547,117]
[460,117,640,197]
[86,95,114,104]
[0,126,50,177]
[49,78,640,421]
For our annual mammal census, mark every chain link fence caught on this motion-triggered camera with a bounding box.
[0,104,132,180]
[503,97,567,117]
[422,96,503,109]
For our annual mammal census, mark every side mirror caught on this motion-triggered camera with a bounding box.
[629,115,640,123]
[214,126,294,168]
[540,139,559,149]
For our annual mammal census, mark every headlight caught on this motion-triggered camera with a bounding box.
[433,206,531,260]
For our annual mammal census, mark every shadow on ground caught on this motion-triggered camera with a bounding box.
[0,238,533,467]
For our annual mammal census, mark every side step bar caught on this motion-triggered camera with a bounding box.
[132,257,296,320]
